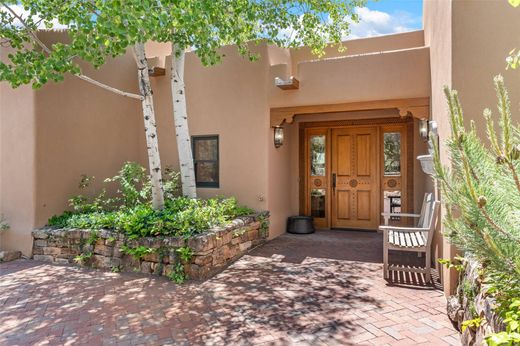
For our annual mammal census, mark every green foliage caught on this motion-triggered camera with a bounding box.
[506,49,520,70]
[120,244,156,260]
[86,230,99,246]
[73,252,92,265]
[0,215,9,232]
[462,317,484,333]
[486,298,520,345]
[48,162,254,238]
[103,162,151,208]
[433,75,520,277]
[176,246,193,263]
[168,263,187,284]
[1,0,366,89]
[438,256,465,272]
[258,214,270,238]
[433,75,520,345]
[506,1,519,70]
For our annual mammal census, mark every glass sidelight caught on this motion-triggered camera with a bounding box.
[383,132,401,175]
[311,189,326,218]
[306,130,328,228]
[310,135,326,176]
[381,125,408,225]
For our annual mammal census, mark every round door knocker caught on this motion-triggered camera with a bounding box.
[387,179,397,188]
[314,179,322,187]
[349,179,358,188]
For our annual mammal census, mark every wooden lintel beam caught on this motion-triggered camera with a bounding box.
[270,97,429,127]
[149,67,166,77]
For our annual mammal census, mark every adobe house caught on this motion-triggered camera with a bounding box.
[0,0,519,294]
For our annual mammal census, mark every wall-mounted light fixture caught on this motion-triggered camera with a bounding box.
[273,126,284,148]
[419,119,439,141]
[419,119,429,141]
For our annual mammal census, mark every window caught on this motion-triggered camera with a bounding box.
[310,135,326,176]
[192,135,219,188]
[383,132,401,175]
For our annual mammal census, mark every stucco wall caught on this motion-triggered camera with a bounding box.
[150,44,271,216]
[270,47,431,108]
[34,33,145,229]
[424,0,520,295]
[0,58,36,255]
[452,0,520,129]
[289,30,425,75]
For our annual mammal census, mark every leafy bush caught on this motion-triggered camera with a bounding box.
[48,162,254,238]
[0,216,9,232]
[434,75,519,345]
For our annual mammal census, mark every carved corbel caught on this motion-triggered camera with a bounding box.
[398,105,429,120]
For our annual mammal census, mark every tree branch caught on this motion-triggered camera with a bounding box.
[1,2,143,101]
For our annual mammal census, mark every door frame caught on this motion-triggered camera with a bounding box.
[299,117,414,230]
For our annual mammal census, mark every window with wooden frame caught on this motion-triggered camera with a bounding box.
[192,135,219,188]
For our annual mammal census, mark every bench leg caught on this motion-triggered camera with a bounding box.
[425,249,431,283]
[383,242,389,279]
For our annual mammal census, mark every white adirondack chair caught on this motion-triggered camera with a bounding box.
[379,193,440,283]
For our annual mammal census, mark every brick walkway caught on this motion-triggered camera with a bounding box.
[0,230,460,345]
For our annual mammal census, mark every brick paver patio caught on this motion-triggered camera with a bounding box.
[0,230,460,345]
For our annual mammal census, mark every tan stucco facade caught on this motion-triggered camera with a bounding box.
[1,0,519,294]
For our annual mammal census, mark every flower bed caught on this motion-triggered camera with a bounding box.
[32,212,269,281]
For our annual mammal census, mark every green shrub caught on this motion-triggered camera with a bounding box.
[434,75,519,345]
[47,162,255,238]
[0,216,9,232]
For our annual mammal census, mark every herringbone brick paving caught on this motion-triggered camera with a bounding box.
[0,230,460,345]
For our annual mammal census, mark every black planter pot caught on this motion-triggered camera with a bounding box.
[287,216,315,234]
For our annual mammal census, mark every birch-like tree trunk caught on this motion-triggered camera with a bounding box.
[134,43,165,209]
[171,43,197,198]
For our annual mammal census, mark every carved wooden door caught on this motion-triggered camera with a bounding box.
[331,127,380,229]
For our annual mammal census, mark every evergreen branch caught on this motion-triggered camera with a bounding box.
[484,109,502,157]
[478,201,520,244]
[507,162,520,194]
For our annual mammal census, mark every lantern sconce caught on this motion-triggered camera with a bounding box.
[419,119,439,142]
[273,126,284,148]
[419,119,429,141]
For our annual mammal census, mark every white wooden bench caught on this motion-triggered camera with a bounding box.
[379,193,440,283]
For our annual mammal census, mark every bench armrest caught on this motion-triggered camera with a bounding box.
[378,226,430,233]
[381,213,421,218]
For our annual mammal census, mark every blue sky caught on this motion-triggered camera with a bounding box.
[347,0,423,39]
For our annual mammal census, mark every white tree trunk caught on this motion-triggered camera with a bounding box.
[134,43,165,209]
[171,43,197,198]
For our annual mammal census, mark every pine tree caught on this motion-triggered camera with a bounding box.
[433,75,520,278]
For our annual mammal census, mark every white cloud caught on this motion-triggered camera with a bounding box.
[1,4,68,29]
[345,7,420,39]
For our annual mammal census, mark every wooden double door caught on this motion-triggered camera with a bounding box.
[331,127,379,229]
[302,120,411,230]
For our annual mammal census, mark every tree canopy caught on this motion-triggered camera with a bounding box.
[1,0,366,89]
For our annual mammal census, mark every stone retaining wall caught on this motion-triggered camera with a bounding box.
[32,212,269,280]
[447,258,504,345]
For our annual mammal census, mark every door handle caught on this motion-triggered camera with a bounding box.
[332,173,336,194]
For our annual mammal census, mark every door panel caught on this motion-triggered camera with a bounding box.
[337,135,352,175]
[357,191,371,220]
[331,127,379,229]
[336,191,351,220]
[356,134,371,176]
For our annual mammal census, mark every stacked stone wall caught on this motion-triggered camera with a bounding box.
[32,213,269,280]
